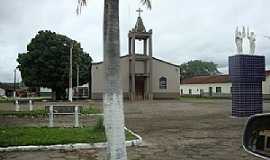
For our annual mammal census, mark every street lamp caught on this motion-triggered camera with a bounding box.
[13,69,16,99]
[76,64,79,96]
[63,42,74,102]
[69,42,74,102]
[13,67,19,99]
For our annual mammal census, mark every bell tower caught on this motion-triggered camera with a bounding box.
[128,8,153,100]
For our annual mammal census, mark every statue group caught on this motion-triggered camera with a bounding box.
[235,26,256,54]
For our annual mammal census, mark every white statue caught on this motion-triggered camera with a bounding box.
[235,26,246,54]
[247,27,256,55]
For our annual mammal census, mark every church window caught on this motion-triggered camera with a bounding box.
[159,77,167,89]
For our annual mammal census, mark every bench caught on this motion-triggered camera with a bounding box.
[45,105,82,128]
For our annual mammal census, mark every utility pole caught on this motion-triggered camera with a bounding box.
[69,42,74,102]
[77,64,79,88]
[13,68,17,99]
[76,64,79,97]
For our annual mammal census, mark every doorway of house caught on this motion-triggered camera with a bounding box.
[135,76,145,100]
[209,87,213,96]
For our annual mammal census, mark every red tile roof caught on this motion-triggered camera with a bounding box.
[181,75,230,84]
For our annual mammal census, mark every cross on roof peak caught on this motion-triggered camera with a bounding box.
[136,8,143,17]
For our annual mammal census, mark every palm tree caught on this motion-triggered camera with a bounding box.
[77,0,151,160]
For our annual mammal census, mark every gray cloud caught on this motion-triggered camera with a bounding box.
[0,0,270,82]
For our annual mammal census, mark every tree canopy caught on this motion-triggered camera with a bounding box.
[17,30,92,99]
[180,60,220,80]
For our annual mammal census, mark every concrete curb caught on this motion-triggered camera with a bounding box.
[0,127,142,152]
[124,127,143,147]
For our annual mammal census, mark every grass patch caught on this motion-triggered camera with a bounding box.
[0,127,136,147]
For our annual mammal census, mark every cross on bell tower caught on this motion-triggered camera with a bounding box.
[128,9,153,101]
[136,8,143,17]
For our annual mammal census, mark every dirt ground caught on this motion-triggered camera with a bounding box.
[1,99,269,160]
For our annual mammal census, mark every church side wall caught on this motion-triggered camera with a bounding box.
[92,57,130,99]
[92,63,104,99]
[152,59,180,99]
[120,56,130,93]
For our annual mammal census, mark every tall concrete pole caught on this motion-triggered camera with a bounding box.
[13,68,16,99]
[76,65,79,87]
[149,33,153,100]
[69,43,74,102]
[76,64,79,97]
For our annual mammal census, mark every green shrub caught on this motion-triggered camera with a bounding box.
[0,110,47,118]
[94,116,105,131]
[81,106,101,114]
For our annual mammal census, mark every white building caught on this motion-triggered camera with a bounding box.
[180,75,231,97]
[39,87,52,97]
[263,71,270,97]
[0,88,5,96]
[180,71,270,98]
[39,86,89,98]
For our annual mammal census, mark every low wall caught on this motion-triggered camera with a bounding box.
[40,92,52,97]
[153,92,179,99]
[92,92,130,100]
[181,93,270,100]
[92,92,179,100]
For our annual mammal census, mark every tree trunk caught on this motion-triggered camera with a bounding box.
[103,0,127,160]
[52,87,66,100]
[52,90,56,101]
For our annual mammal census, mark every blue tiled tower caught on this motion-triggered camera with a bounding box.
[229,54,265,117]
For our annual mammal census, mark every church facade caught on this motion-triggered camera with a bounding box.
[91,13,180,100]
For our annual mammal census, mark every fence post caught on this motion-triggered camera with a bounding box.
[49,105,54,127]
[15,100,20,111]
[74,105,79,127]
[29,100,33,111]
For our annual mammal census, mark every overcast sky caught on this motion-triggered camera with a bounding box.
[0,0,270,82]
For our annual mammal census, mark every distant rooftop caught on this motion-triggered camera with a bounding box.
[181,75,230,84]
